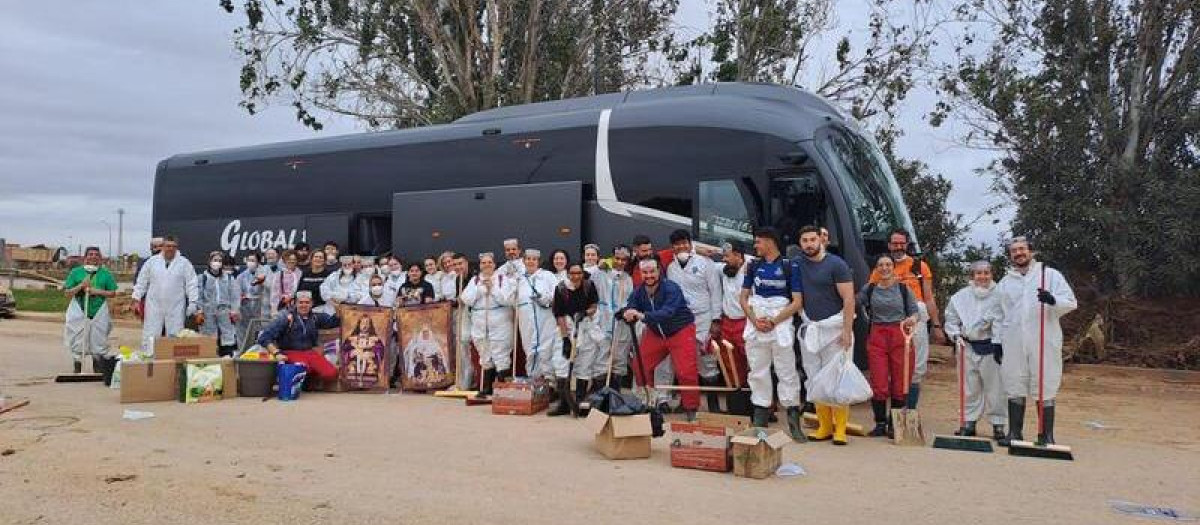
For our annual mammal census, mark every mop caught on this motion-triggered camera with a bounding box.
[932,338,994,453]
[891,322,926,445]
[1009,265,1074,461]
[56,280,103,383]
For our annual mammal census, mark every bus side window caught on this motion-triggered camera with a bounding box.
[697,179,754,247]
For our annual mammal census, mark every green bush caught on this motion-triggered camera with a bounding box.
[12,289,70,313]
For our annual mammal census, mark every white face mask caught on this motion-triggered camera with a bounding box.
[82,264,98,273]
[370,285,384,296]
[390,269,402,277]
[246,261,259,271]
[209,261,222,271]
[675,251,691,264]
[342,267,353,275]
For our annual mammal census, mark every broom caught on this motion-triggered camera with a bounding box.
[891,322,925,446]
[56,278,103,383]
[1009,264,1074,461]
[932,338,993,453]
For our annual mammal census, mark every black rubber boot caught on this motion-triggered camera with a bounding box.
[547,379,574,417]
[868,400,889,437]
[479,368,496,397]
[495,368,511,384]
[802,402,816,415]
[786,407,807,443]
[1037,403,1057,445]
[574,378,590,416]
[906,383,921,409]
[752,406,770,427]
[954,421,977,437]
[73,360,83,374]
[700,376,723,413]
[998,398,1025,447]
[992,425,1006,442]
[609,374,625,393]
[99,356,118,386]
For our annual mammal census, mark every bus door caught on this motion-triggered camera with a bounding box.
[353,213,392,256]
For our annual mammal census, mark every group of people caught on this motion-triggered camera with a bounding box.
[65,224,1076,449]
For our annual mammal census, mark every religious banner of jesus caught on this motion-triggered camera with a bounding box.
[398,302,455,391]
[338,305,392,391]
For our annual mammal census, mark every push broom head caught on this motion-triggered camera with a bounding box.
[55,373,103,383]
[932,434,994,453]
[1008,440,1074,461]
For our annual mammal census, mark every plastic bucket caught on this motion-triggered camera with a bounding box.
[277,363,308,401]
[236,359,277,398]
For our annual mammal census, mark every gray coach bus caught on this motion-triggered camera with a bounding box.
[153,82,917,284]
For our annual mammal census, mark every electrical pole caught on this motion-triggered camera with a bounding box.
[117,208,125,270]
[101,220,112,258]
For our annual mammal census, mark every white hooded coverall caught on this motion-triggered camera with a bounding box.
[197,270,241,348]
[944,283,1006,426]
[515,269,564,380]
[461,273,515,372]
[582,268,633,380]
[319,269,364,315]
[132,253,199,355]
[995,262,1077,400]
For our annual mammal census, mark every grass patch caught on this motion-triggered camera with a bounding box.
[12,288,71,312]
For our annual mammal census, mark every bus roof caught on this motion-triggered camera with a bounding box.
[162,82,847,168]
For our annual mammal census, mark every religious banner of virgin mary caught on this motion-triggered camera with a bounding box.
[398,302,455,391]
[338,305,393,391]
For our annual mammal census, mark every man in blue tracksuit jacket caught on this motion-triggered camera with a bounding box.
[622,258,700,420]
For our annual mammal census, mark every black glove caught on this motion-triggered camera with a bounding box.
[562,337,572,358]
[993,345,1003,365]
[1037,289,1056,305]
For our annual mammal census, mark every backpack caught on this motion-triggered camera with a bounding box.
[860,282,913,322]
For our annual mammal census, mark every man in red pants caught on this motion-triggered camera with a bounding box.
[718,241,750,385]
[257,291,341,387]
[622,258,700,421]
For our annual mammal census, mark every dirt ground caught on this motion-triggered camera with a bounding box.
[1,319,1198,525]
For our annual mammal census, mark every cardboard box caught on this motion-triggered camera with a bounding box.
[731,428,791,479]
[177,359,239,402]
[492,380,551,415]
[669,422,733,472]
[697,412,752,433]
[120,360,179,404]
[585,410,653,460]
[154,336,218,360]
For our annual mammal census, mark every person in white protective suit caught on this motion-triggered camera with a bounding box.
[794,225,857,445]
[513,249,563,381]
[944,260,1007,441]
[499,238,524,279]
[582,244,602,275]
[319,255,364,315]
[382,256,406,300]
[196,252,243,356]
[236,252,270,350]
[358,274,395,307]
[995,237,1077,447]
[738,228,806,440]
[63,247,119,376]
[132,236,199,355]
[661,229,725,412]
[584,246,635,391]
[461,252,515,398]
[356,256,379,288]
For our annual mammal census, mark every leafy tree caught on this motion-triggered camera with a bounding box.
[218,0,678,129]
[935,0,1200,297]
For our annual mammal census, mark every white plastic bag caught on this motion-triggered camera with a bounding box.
[806,351,872,405]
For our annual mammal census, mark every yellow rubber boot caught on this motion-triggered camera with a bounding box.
[832,405,850,445]
[807,404,834,441]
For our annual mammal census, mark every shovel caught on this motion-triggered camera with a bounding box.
[892,322,926,446]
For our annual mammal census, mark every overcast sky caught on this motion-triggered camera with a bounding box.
[0,0,1005,257]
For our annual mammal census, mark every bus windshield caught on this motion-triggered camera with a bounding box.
[816,127,916,249]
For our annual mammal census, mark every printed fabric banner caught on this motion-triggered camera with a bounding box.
[338,305,393,391]
[398,302,455,391]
